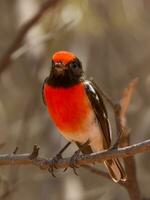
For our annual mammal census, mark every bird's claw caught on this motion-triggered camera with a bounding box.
[69,149,81,176]
[48,166,56,178]
[53,153,63,169]
[48,153,62,177]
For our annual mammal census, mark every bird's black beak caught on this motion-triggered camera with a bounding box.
[54,62,67,74]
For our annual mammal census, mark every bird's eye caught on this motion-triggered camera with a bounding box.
[70,62,78,70]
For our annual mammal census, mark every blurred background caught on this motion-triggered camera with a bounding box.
[0,0,150,199]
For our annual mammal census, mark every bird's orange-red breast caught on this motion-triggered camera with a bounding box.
[44,83,91,133]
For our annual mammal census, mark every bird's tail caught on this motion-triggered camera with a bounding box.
[104,159,127,182]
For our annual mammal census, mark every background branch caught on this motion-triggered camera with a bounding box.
[0,0,61,74]
[114,78,141,200]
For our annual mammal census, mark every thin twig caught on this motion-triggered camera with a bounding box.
[119,77,139,128]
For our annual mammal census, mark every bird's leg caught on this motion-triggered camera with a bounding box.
[68,140,90,176]
[48,141,71,177]
[53,141,71,166]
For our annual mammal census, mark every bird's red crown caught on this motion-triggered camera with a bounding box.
[52,51,76,65]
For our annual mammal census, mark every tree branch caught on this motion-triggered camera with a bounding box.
[0,139,149,170]
[0,0,61,74]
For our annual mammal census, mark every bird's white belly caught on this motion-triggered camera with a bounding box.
[59,110,104,152]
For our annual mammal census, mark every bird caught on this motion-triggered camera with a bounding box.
[42,50,127,182]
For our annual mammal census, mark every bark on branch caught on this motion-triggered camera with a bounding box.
[0,140,149,170]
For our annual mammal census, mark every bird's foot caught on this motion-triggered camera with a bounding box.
[69,149,81,176]
[64,140,89,174]
[48,153,62,177]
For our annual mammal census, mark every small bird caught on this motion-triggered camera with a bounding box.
[42,51,127,182]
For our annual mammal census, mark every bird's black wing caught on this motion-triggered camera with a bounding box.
[42,77,48,106]
[84,80,111,148]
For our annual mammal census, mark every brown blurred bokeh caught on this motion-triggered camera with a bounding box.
[0,0,150,199]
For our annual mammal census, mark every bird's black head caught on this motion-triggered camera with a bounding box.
[46,51,84,87]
